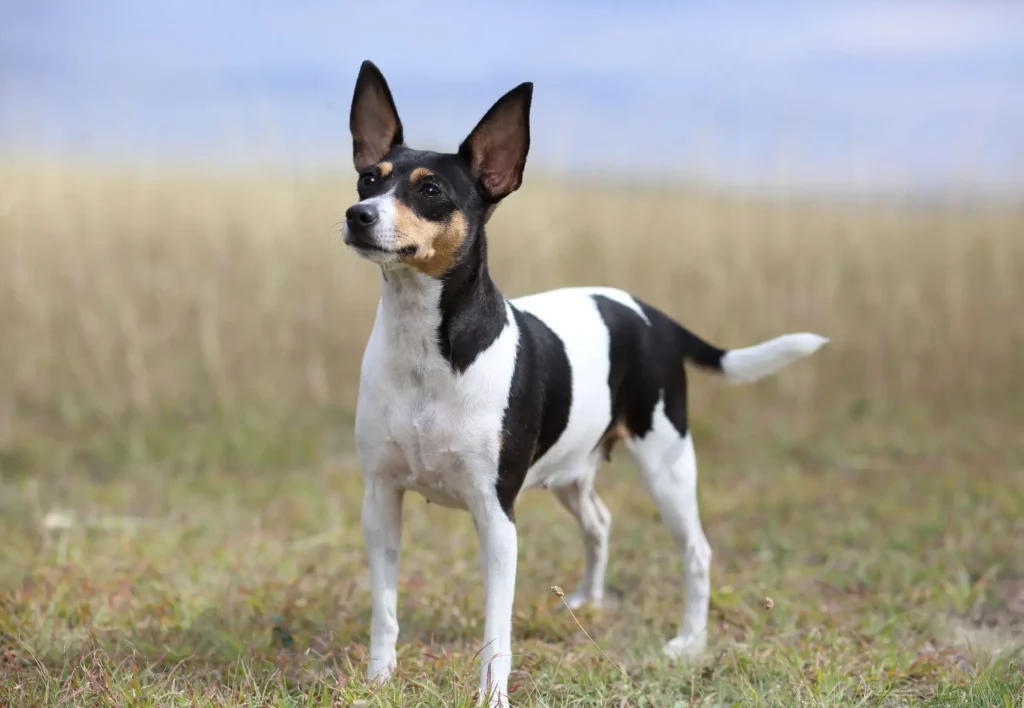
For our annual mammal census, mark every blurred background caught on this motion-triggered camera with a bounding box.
[1,2,1022,705]
[2,2,1024,193]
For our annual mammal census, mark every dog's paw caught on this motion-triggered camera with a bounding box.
[366,656,397,684]
[662,631,707,661]
[480,692,511,708]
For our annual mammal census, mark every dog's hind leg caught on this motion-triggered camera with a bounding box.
[552,455,611,609]
[625,403,712,660]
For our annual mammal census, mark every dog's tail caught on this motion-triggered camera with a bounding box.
[676,325,828,384]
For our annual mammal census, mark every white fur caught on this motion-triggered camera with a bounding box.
[551,454,610,609]
[520,286,651,326]
[355,275,824,706]
[342,191,404,267]
[513,289,618,491]
[355,267,521,704]
[721,333,829,384]
[625,401,711,658]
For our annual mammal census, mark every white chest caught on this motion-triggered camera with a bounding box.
[354,274,520,509]
[377,383,490,507]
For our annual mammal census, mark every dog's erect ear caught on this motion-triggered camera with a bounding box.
[350,60,404,173]
[459,82,533,201]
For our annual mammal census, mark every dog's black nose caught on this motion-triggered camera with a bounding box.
[346,203,378,229]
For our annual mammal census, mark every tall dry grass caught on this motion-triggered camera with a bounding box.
[3,160,1022,707]
[1,160,1021,450]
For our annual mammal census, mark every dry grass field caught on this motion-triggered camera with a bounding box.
[0,160,1022,706]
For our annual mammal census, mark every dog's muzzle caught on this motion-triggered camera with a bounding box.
[343,203,380,250]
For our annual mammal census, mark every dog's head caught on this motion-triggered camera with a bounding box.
[342,60,532,278]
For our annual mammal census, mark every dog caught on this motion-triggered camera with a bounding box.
[341,60,827,706]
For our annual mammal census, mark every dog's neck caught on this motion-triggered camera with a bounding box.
[378,235,508,375]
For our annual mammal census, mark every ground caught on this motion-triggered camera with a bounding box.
[0,163,1021,706]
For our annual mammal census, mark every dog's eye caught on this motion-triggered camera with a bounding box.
[419,182,440,198]
[358,171,377,188]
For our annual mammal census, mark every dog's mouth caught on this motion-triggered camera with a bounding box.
[344,238,418,259]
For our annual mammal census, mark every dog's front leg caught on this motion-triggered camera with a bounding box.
[361,480,404,683]
[471,496,518,707]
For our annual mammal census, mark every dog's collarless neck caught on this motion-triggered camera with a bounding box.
[379,238,508,374]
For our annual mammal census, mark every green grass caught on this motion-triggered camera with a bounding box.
[0,162,1022,705]
[2,402,1021,706]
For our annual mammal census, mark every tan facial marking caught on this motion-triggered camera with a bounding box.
[377,161,393,178]
[393,204,468,278]
[410,167,434,183]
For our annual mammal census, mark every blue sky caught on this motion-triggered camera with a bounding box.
[2,1,1023,193]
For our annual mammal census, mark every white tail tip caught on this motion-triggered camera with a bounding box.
[721,333,828,384]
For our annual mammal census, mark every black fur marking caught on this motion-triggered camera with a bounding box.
[669,309,726,374]
[436,234,507,374]
[592,295,719,444]
[646,303,692,440]
[592,295,664,439]
[347,63,535,376]
[356,146,508,374]
[495,307,573,520]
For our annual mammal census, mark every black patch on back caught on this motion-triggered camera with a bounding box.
[592,295,690,443]
[640,302,691,440]
[495,307,573,520]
